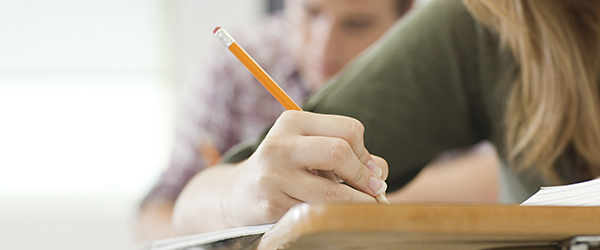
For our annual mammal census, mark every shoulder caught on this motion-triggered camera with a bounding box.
[409,0,475,28]
[378,0,480,59]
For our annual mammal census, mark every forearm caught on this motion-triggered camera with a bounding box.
[172,164,240,234]
[387,148,499,203]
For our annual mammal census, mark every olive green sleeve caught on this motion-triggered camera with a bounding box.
[302,0,486,192]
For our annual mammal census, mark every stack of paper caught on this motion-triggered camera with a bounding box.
[521,178,600,206]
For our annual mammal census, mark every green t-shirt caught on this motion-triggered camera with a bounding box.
[224,0,583,203]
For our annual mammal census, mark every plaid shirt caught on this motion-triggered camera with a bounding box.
[141,15,310,205]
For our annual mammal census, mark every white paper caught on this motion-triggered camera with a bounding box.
[520,178,600,206]
[152,223,274,250]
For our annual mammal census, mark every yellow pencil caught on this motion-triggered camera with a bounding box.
[213,27,389,204]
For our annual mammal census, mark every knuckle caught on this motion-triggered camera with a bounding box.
[349,165,365,184]
[253,170,271,189]
[328,139,352,163]
[258,137,289,157]
[259,138,281,153]
[346,118,365,144]
[253,164,279,190]
[324,185,350,202]
[258,199,287,222]
[277,110,297,126]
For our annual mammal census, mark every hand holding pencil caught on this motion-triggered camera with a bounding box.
[213,27,390,204]
[168,28,391,234]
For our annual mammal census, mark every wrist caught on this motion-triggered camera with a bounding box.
[219,163,243,228]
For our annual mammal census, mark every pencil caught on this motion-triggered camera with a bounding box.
[213,27,301,111]
[213,27,389,204]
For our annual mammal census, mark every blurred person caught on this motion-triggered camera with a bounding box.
[172,0,600,235]
[136,0,417,244]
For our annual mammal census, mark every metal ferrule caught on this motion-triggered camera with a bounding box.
[214,28,236,48]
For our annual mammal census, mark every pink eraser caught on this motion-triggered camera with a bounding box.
[213,27,221,34]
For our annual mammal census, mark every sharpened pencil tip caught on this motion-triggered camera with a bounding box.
[376,193,390,204]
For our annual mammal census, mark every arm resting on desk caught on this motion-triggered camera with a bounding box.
[388,143,499,203]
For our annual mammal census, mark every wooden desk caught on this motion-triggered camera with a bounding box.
[257,203,600,250]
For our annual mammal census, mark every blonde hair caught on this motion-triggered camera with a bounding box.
[463,0,600,183]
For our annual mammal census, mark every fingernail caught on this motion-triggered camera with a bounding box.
[369,176,387,195]
[366,159,383,178]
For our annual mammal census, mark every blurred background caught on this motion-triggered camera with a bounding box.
[0,0,429,249]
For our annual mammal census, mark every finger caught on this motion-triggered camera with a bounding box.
[317,152,386,182]
[289,136,388,197]
[371,155,389,180]
[316,170,341,182]
[275,111,366,157]
[275,111,384,177]
[359,148,384,178]
[281,170,376,203]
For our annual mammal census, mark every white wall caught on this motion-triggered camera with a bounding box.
[0,0,262,249]
[0,0,165,74]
